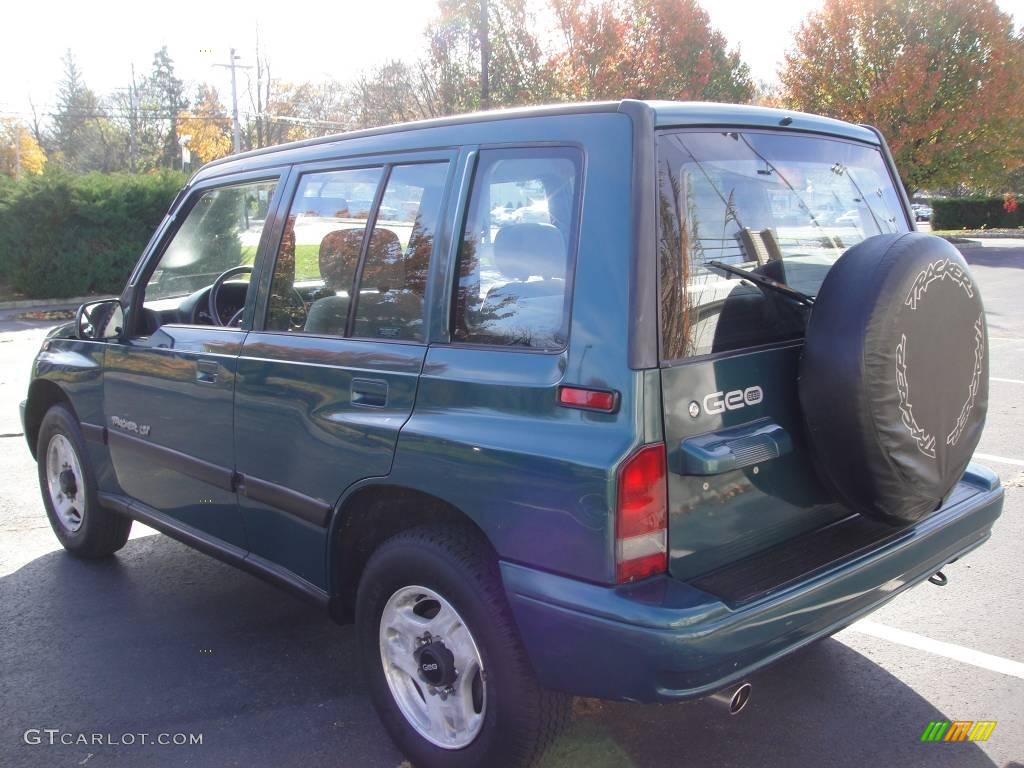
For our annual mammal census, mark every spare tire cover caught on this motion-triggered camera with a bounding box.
[799,232,988,525]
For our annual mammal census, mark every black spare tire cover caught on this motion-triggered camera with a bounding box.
[799,233,988,525]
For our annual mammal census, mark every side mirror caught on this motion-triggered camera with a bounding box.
[76,299,124,341]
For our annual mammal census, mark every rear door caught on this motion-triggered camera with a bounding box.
[655,129,910,580]
[233,152,455,588]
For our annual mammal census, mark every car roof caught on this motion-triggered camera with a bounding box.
[192,99,880,183]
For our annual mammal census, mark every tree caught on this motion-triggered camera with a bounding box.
[426,0,489,115]
[148,47,189,168]
[484,0,556,105]
[244,34,350,150]
[349,60,438,129]
[49,50,125,172]
[247,78,351,148]
[177,86,232,166]
[0,119,47,177]
[422,0,553,115]
[780,0,1024,193]
[548,0,754,102]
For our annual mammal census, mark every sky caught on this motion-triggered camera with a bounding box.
[1,0,1022,123]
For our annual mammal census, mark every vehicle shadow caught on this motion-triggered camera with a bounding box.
[0,533,1000,768]
[545,643,999,768]
[960,246,1024,270]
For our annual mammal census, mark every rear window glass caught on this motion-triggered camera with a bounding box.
[657,130,909,360]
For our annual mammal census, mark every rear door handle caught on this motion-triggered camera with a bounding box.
[677,418,792,475]
[351,378,388,408]
[195,359,220,384]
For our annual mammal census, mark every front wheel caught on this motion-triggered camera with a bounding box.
[37,404,131,558]
[356,525,570,768]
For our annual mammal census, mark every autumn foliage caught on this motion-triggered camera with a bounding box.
[176,86,232,165]
[0,119,47,178]
[780,0,1024,193]
[549,0,753,102]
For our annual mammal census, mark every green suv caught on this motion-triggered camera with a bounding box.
[22,100,1001,768]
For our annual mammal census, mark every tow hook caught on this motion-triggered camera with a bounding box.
[928,570,948,587]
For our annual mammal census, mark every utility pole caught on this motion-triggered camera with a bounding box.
[214,48,252,154]
[480,0,490,110]
[129,64,139,173]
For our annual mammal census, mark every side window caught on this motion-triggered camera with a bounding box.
[145,180,278,319]
[266,167,383,334]
[352,163,448,341]
[452,148,581,350]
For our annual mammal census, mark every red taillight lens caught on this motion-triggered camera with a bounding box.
[558,386,618,412]
[616,443,668,583]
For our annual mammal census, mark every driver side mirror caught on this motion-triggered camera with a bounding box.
[76,299,124,341]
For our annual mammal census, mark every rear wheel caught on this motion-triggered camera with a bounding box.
[356,525,570,768]
[37,404,131,558]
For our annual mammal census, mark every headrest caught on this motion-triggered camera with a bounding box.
[493,223,567,282]
[318,229,363,289]
[360,228,404,291]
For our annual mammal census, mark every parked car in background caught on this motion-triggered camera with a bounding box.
[912,203,933,221]
[23,100,1001,768]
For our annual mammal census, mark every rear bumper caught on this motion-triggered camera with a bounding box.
[501,465,1003,703]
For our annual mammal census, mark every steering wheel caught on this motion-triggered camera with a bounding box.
[208,265,253,327]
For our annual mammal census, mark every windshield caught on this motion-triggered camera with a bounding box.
[657,130,909,360]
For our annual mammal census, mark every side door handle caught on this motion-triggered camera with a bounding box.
[195,359,220,384]
[351,378,388,408]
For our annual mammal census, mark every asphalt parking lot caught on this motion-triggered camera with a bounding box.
[1,239,1022,768]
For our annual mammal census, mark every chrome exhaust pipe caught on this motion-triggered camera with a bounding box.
[708,682,752,715]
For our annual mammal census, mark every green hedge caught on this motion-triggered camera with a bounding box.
[931,195,1024,231]
[0,171,186,299]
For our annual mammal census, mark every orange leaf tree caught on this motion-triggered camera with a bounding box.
[177,86,232,165]
[781,0,1024,193]
[549,0,753,102]
[0,119,47,177]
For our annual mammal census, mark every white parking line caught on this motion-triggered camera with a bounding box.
[849,620,1024,680]
[974,452,1024,467]
[991,377,1024,384]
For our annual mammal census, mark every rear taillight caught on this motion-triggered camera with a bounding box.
[616,443,668,583]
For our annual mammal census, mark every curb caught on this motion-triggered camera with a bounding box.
[0,295,111,311]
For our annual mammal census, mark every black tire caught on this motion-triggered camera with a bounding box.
[800,233,988,525]
[356,525,571,768]
[36,404,131,558]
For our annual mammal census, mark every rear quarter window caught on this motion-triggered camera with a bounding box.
[452,147,582,351]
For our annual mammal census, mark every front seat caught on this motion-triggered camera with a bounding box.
[353,229,425,340]
[304,229,363,335]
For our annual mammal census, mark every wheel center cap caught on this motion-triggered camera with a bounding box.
[58,469,77,497]
[414,640,457,688]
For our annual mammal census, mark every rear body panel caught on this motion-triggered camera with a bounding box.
[503,465,1002,702]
